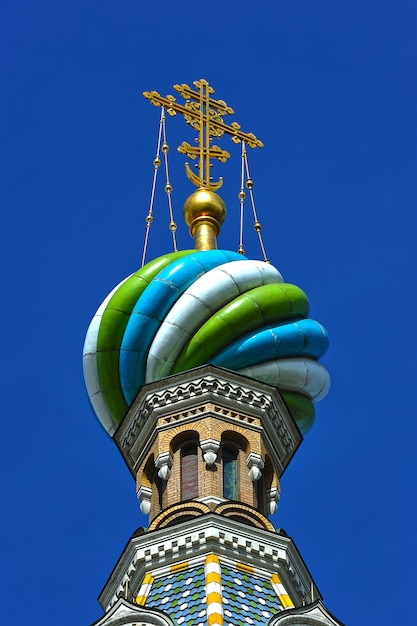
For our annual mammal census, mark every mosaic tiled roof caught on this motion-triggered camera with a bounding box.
[136,556,293,626]
[222,564,283,626]
[146,566,206,626]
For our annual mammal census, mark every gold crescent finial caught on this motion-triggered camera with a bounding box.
[143,79,263,249]
[144,79,263,190]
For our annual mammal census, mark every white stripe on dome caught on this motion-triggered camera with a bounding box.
[145,260,283,383]
[82,276,130,433]
[237,358,330,401]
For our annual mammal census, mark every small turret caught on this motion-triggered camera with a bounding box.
[83,79,341,626]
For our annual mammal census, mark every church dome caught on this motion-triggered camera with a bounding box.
[83,249,330,437]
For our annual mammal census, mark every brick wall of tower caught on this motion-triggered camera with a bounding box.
[141,432,268,522]
[130,389,292,525]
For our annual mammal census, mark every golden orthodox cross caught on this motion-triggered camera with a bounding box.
[144,79,263,190]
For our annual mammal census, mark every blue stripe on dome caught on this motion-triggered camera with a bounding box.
[210,319,329,370]
[119,249,245,404]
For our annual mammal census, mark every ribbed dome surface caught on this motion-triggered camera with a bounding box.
[83,250,330,436]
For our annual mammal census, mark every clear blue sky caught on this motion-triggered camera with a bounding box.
[2,1,416,625]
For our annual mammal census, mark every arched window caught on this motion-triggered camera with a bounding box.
[181,444,198,500]
[155,472,163,511]
[255,472,265,512]
[223,447,238,500]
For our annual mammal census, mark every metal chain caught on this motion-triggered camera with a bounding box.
[141,107,164,266]
[161,113,178,252]
[244,150,269,263]
[238,141,246,255]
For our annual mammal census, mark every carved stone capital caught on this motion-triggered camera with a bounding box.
[155,452,174,481]
[137,486,152,515]
[200,438,220,466]
[266,486,281,515]
[246,452,265,482]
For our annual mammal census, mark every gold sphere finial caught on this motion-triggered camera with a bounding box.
[183,188,226,250]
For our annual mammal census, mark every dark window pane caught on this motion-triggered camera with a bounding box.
[181,444,198,499]
[223,447,238,500]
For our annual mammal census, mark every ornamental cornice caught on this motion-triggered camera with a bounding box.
[98,514,321,614]
[115,366,302,477]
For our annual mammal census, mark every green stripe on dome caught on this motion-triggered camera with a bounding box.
[96,250,195,422]
[280,391,315,435]
[172,283,310,374]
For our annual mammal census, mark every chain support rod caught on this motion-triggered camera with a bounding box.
[238,141,246,255]
[161,114,178,252]
[243,150,269,263]
[142,107,165,266]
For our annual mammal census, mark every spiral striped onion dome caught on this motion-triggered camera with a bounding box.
[83,249,330,436]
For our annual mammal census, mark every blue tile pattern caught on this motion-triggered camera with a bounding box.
[146,566,206,626]
[221,565,283,626]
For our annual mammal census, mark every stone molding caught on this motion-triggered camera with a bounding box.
[115,366,302,479]
[269,600,345,626]
[91,597,175,626]
[198,495,225,507]
[146,500,274,532]
[98,514,321,614]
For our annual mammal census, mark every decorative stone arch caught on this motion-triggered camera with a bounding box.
[170,429,200,454]
[220,431,245,501]
[136,440,160,490]
[220,429,250,454]
[158,421,202,453]
[213,502,275,531]
[135,453,166,518]
[182,433,200,500]
[219,429,264,505]
[263,453,280,515]
[212,422,260,455]
[263,453,275,490]
[140,453,155,489]
[148,501,211,531]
